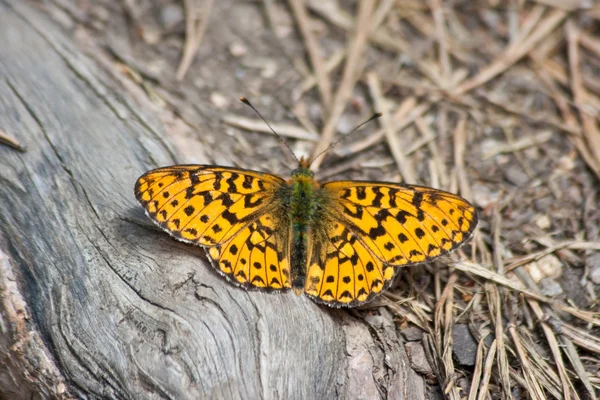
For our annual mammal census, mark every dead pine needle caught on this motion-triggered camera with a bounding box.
[0,129,26,152]
[176,0,214,81]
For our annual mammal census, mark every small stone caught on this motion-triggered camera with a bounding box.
[401,327,424,341]
[229,41,248,57]
[525,261,544,283]
[141,28,161,45]
[534,196,553,212]
[452,325,478,366]
[539,278,563,297]
[363,314,385,327]
[472,183,500,209]
[260,59,278,78]
[405,342,432,375]
[160,4,184,29]
[504,164,529,186]
[589,259,600,285]
[538,254,563,279]
[535,214,551,229]
[557,154,576,171]
[210,92,229,109]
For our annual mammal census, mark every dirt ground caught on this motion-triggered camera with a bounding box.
[28,0,600,398]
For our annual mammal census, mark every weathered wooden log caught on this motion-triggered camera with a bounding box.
[0,1,425,398]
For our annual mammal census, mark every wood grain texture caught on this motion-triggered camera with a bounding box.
[0,1,424,398]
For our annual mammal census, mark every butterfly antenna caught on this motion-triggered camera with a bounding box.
[310,112,382,167]
[240,97,300,164]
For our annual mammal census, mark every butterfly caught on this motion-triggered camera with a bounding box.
[135,159,477,307]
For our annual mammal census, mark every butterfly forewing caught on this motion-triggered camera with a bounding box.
[135,165,285,245]
[135,165,292,290]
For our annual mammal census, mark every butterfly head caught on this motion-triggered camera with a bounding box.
[291,156,314,178]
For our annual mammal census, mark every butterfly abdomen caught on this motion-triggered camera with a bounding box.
[288,170,322,293]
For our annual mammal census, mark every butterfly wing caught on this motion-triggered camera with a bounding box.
[135,165,291,289]
[205,213,291,289]
[304,181,478,306]
[304,220,386,306]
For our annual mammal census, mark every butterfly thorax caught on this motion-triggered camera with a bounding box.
[287,166,322,293]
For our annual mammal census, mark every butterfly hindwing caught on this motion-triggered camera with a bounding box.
[304,220,393,306]
[205,213,292,290]
[135,165,285,246]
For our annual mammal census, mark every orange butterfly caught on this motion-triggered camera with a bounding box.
[135,101,477,307]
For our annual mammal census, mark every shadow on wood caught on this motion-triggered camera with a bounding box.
[0,1,424,398]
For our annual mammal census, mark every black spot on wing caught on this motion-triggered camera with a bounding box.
[409,249,423,258]
[270,277,281,286]
[235,270,247,280]
[412,191,423,208]
[222,210,239,224]
[243,174,254,189]
[221,259,232,271]
[356,186,366,200]
[184,205,195,216]
[252,276,265,284]
[344,205,363,219]
[339,291,353,300]
[371,279,382,289]
[244,194,264,208]
[226,172,239,193]
[374,209,392,222]
[371,187,383,207]
[217,193,234,207]
[213,173,223,191]
[396,210,412,224]
[368,225,387,239]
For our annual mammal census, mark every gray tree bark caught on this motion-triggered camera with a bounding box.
[0,1,425,398]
